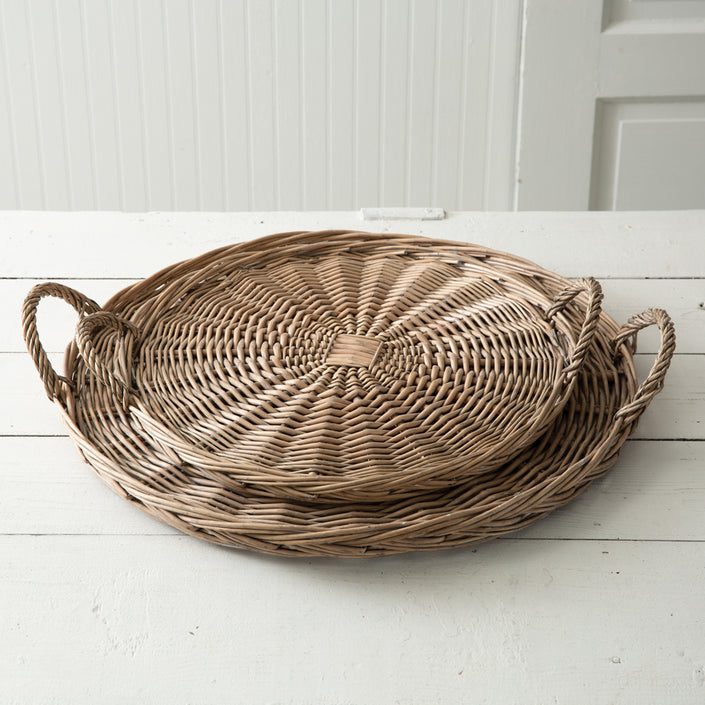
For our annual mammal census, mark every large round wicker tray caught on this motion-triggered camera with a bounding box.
[22,231,675,557]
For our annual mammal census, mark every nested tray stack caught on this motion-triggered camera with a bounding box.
[22,231,675,557]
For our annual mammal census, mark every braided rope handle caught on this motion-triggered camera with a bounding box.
[75,312,138,410]
[546,277,604,385]
[22,283,102,402]
[22,282,137,410]
[612,308,676,425]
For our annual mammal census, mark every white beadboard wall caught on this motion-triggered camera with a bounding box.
[0,0,522,212]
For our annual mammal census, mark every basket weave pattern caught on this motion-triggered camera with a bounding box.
[22,231,675,557]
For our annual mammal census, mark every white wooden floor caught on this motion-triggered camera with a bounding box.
[2,211,704,704]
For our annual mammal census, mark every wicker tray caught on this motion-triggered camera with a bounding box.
[23,231,602,503]
[21,231,675,556]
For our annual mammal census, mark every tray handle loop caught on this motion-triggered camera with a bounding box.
[546,277,603,386]
[75,312,139,411]
[21,282,102,403]
[612,309,676,426]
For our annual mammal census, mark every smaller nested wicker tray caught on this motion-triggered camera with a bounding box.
[24,232,602,503]
[22,231,675,557]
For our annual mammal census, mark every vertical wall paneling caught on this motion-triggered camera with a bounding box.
[273,0,302,210]
[111,0,149,210]
[66,0,96,209]
[433,0,465,208]
[301,0,327,209]
[139,0,175,210]
[79,0,119,208]
[483,1,523,210]
[405,0,437,206]
[193,0,226,210]
[457,1,493,209]
[27,0,67,209]
[220,0,251,211]
[1,0,44,208]
[106,0,127,208]
[247,0,277,210]
[328,0,355,209]
[0,0,523,211]
[354,0,381,206]
[0,2,19,206]
[164,0,200,209]
[23,0,48,208]
[274,0,302,210]
[379,0,410,206]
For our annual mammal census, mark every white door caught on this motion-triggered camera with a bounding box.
[516,0,705,210]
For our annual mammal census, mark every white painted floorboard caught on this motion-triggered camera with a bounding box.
[1,211,704,704]
[1,537,704,705]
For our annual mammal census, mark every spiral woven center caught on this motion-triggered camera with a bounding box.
[325,334,381,367]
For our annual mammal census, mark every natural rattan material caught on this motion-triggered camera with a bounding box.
[24,233,603,503]
[22,231,675,557]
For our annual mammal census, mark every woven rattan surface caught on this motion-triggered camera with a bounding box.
[22,231,675,557]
